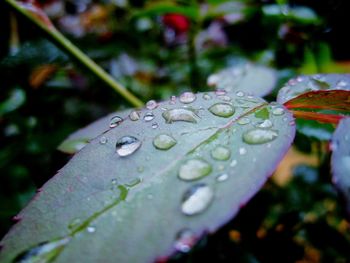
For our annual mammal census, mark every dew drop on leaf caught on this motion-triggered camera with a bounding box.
[243,128,278,145]
[215,89,226,96]
[153,134,177,150]
[87,226,96,233]
[109,116,123,128]
[178,159,212,181]
[162,108,198,123]
[211,146,231,161]
[151,122,159,129]
[239,147,247,155]
[181,184,214,216]
[216,173,229,182]
[174,229,197,253]
[271,107,285,116]
[99,136,108,145]
[144,112,155,122]
[202,93,212,100]
[256,119,273,128]
[179,92,196,104]
[115,136,142,157]
[146,100,158,110]
[237,117,250,125]
[208,103,235,118]
[236,91,244,97]
[129,110,141,121]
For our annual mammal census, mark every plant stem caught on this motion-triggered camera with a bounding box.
[4,0,144,108]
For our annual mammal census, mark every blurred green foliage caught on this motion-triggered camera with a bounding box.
[1,0,350,261]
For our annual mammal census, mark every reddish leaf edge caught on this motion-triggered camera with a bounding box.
[289,110,344,124]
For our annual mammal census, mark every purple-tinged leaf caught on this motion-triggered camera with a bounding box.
[207,62,277,97]
[331,118,350,213]
[0,91,295,263]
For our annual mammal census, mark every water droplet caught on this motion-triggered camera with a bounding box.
[179,92,196,104]
[125,177,142,187]
[288,78,297,86]
[217,95,232,102]
[144,112,155,122]
[129,110,141,121]
[237,117,250,125]
[207,74,220,86]
[146,100,158,110]
[239,147,247,155]
[272,107,285,116]
[236,91,244,97]
[14,238,71,262]
[215,89,226,96]
[109,116,123,128]
[151,122,159,129]
[243,128,278,144]
[99,136,108,144]
[169,95,177,105]
[211,146,231,161]
[174,229,197,253]
[178,159,212,181]
[208,103,235,118]
[256,119,273,128]
[181,184,214,216]
[216,173,228,182]
[87,226,96,233]
[230,159,237,167]
[162,108,199,123]
[153,134,177,150]
[116,136,142,157]
[203,93,212,100]
[337,80,348,88]
[111,178,118,185]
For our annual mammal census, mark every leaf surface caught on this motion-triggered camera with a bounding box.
[207,62,277,97]
[0,91,295,263]
[331,118,350,214]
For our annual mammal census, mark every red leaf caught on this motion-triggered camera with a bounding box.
[284,90,350,112]
[290,110,344,124]
[162,14,190,34]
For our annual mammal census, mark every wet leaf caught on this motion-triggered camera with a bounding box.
[207,62,277,97]
[331,118,350,214]
[0,91,295,263]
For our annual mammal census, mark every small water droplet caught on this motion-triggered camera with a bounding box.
[109,116,123,128]
[337,80,348,88]
[288,78,297,86]
[208,103,235,118]
[146,100,158,110]
[230,159,237,167]
[162,108,199,123]
[215,89,226,96]
[174,229,197,253]
[243,128,278,145]
[129,110,141,121]
[181,184,214,216]
[216,173,228,182]
[87,226,96,233]
[178,159,212,181]
[111,178,118,185]
[116,136,142,157]
[169,95,177,105]
[211,146,231,161]
[239,147,247,155]
[256,119,273,128]
[296,76,304,82]
[236,91,244,97]
[153,134,177,150]
[125,177,142,187]
[144,112,155,122]
[203,93,212,100]
[207,74,220,86]
[217,95,232,102]
[179,92,196,104]
[99,136,108,145]
[272,107,285,116]
[237,117,250,125]
[151,122,159,129]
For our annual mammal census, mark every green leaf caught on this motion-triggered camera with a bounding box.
[207,62,277,97]
[331,118,350,214]
[0,88,26,116]
[0,91,295,263]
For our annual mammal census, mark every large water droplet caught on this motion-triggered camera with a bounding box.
[146,100,158,110]
[208,103,235,118]
[179,92,196,104]
[162,108,198,123]
[153,134,177,150]
[14,237,71,263]
[243,128,278,145]
[129,110,141,121]
[109,116,123,128]
[116,136,142,156]
[211,146,231,161]
[174,229,197,253]
[178,159,212,181]
[181,184,214,216]
[144,112,155,122]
